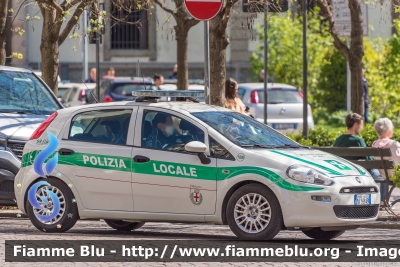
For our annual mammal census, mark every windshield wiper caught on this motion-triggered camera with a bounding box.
[0,110,32,114]
[273,144,309,149]
[240,144,278,149]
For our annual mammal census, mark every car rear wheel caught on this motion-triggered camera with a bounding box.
[26,178,78,232]
[104,220,145,231]
[226,183,283,240]
[302,228,345,240]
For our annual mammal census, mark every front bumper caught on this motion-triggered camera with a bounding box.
[0,150,21,206]
[281,176,380,228]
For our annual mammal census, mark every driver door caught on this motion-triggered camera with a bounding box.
[130,107,217,215]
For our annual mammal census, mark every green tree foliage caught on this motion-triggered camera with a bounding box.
[313,49,346,113]
[250,9,333,109]
[251,13,400,126]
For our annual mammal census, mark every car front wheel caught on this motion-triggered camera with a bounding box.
[104,220,145,231]
[226,183,283,240]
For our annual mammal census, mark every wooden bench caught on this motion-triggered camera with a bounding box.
[313,147,395,205]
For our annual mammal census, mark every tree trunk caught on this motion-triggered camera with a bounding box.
[0,0,8,65]
[317,0,365,115]
[348,0,364,115]
[39,5,62,95]
[175,24,189,90]
[349,61,363,115]
[40,41,59,95]
[209,17,230,107]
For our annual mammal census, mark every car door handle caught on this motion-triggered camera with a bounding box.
[58,148,75,156]
[133,155,150,163]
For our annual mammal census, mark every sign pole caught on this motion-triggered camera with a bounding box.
[302,0,308,139]
[346,37,351,114]
[204,20,211,105]
[95,30,100,99]
[82,9,88,81]
[263,1,268,125]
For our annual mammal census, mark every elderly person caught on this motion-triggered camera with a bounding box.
[372,118,400,204]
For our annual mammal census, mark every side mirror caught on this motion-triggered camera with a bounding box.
[185,141,211,165]
[185,141,207,153]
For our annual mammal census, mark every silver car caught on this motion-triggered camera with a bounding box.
[61,83,96,107]
[238,83,314,132]
[0,66,63,205]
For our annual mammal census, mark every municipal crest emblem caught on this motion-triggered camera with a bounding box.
[190,189,203,206]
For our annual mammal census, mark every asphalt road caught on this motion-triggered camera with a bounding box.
[1,218,400,267]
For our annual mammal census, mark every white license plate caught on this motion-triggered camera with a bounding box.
[354,194,371,205]
[272,123,297,130]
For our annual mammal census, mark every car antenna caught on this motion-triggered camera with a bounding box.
[138,61,148,91]
[81,79,99,103]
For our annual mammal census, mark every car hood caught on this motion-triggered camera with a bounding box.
[252,148,368,177]
[0,113,47,141]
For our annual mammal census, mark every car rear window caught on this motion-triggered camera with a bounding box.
[69,109,132,145]
[112,83,157,96]
[57,87,70,98]
[257,89,302,103]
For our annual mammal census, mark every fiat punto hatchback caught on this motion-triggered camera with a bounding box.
[15,91,380,240]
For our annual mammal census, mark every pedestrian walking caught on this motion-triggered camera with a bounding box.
[362,69,370,123]
[168,64,178,79]
[84,68,96,83]
[103,67,115,79]
[259,69,275,83]
[154,74,164,89]
[225,78,246,114]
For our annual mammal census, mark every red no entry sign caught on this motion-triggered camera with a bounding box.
[184,0,223,21]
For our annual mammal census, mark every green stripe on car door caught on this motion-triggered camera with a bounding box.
[22,150,324,191]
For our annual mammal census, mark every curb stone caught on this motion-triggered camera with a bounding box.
[0,210,28,218]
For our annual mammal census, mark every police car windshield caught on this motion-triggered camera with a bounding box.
[192,111,301,148]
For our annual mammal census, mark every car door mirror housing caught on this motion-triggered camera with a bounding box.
[185,141,207,153]
[185,141,210,165]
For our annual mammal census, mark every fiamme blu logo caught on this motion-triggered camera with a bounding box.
[28,131,60,222]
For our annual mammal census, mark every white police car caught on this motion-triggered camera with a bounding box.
[14,91,380,240]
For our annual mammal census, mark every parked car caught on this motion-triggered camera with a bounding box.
[57,82,76,101]
[16,90,379,239]
[238,83,314,132]
[0,66,63,206]
[61,83,96,107]
[33,71,61,83]
[87,77,157,103]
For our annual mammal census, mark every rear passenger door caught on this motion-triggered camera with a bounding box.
[58,108,136,211]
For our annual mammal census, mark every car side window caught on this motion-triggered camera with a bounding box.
[69,109,132,145]
[210,137,234,160]
[141,109,205,153]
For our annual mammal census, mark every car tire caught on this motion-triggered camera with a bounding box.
[226,183,283,240]
[104,220,145,231]
[302,228,345,240]
[25,178,78,233]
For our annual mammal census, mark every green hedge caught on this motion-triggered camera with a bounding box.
[286,125,400,147]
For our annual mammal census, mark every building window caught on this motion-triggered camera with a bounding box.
[110,6,148,50]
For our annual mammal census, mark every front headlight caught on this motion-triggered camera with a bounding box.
[286,165,334,186]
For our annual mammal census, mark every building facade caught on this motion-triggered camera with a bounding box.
[8,0,394,84]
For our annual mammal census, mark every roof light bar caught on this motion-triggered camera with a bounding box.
[132,90,204,98]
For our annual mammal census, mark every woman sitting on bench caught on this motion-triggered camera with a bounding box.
[372,118,400,205]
